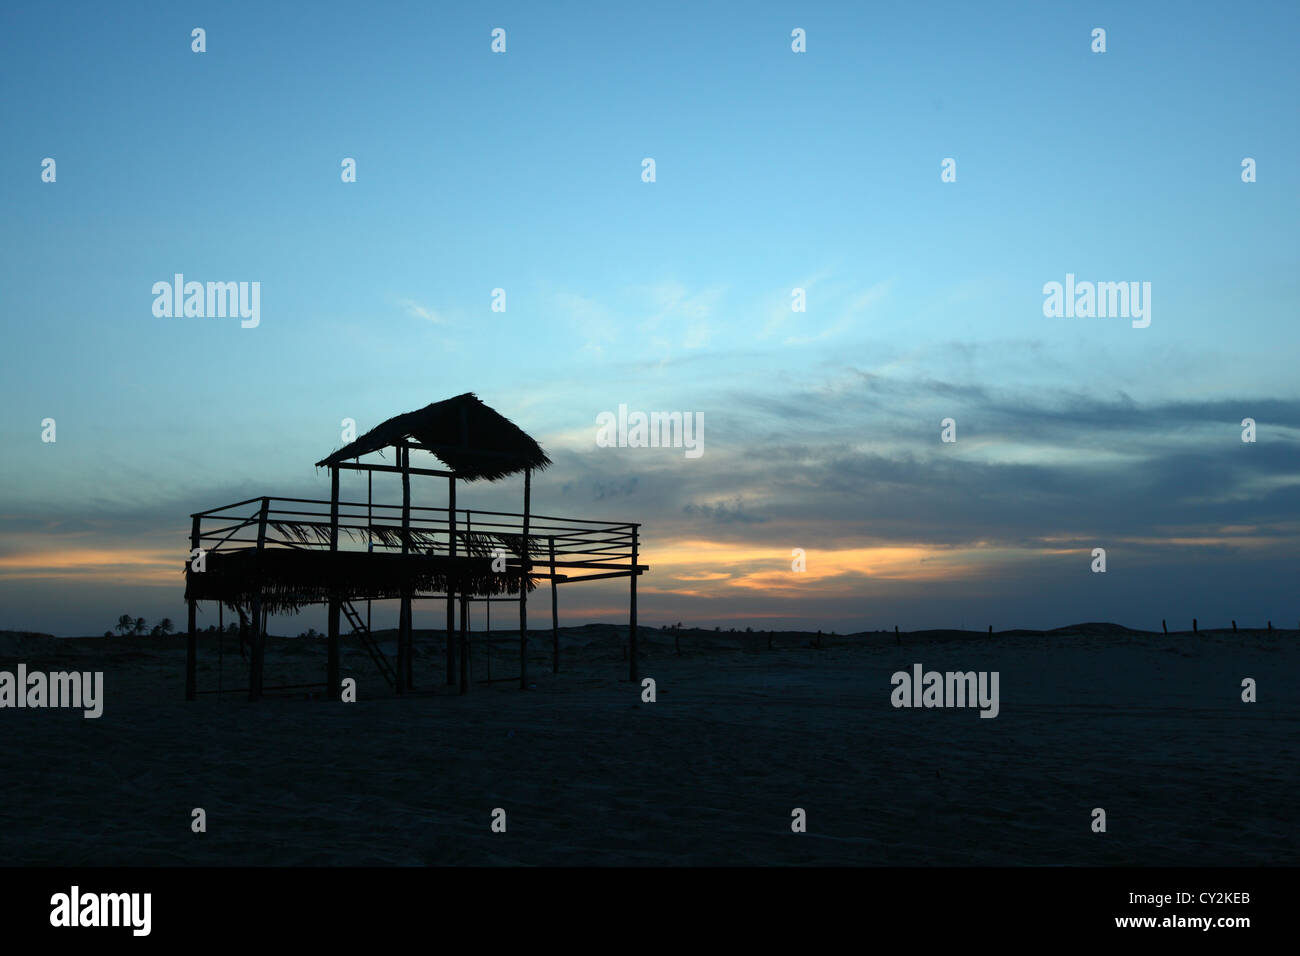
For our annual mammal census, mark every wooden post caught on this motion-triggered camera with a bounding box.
[446,475,457,684]
[629,524,638,683]
[459,597,469,694]
[550,536,559,673]
[399,444,412,693]
[327,466,340,697]
[249,497,269,701]
[186,515,200,701]
[519,468,530,690]
[461,514,473,694]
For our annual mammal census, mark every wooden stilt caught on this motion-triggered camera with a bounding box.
[248,596,263,701]
[249,498,270,701]
[327,467,340,697]
[327,599,340,698]
[459,596,469,694]
[186,600,197,701]
[399,444,413,692]
[186,516,200,701]
[217,603,224,696]
[519,467,530,691]
[549,536,559,673]
[446,474,457,684]
[398,599,411,691]
[406,565,414,681]
[629,524,639,683]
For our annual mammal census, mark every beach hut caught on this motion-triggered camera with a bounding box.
[183,393,646,700]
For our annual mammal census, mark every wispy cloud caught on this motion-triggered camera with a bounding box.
[396,298,445,324]
[553,290,618,358]
[782,279,893,346]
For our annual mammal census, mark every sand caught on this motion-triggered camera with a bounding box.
[0,623,1295,865]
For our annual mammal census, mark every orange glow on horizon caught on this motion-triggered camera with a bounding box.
[0,530,1286,599]
[643,539,995,597]
[0,548,179,584]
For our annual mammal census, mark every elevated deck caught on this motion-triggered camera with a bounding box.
[185,496,646,612]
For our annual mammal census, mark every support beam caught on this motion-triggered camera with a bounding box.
[446,474,457,684]
[327,599,340,699]
[398,599,412,693]
[519,467,530,691]
[459,597,469,694]
[550,536,559,674]
[327,467,340,697]
[249,596,264,701]
[558,569,642,584]
[249,497,270,701]
[335,461,454,479]
[629,525,638,684]
[186,516,199,701]
[399,445,412,694]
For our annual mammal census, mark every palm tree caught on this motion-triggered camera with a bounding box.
[132,617,147,635]
[115,614,134,636]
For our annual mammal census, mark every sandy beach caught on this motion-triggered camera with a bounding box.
[1,624,1295,866]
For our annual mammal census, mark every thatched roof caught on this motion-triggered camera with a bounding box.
[316,393,550,481]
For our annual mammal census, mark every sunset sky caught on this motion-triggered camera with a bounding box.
[1,1,1297,635]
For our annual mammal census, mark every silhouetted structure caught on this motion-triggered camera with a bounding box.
[183,394,647,700]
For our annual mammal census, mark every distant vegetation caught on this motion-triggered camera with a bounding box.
[101,617,327,639]
[107,614,175,638]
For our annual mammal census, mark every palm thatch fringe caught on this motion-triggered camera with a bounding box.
[185,549,535,615]
[461,530,550,559]
[267,520,548,557]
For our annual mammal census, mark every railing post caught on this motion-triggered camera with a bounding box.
[249,497,269,702]
[186,515,200,701]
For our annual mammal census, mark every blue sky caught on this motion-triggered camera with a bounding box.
[1,1,1297,634]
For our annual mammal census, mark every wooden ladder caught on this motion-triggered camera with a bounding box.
[341,600,396,688]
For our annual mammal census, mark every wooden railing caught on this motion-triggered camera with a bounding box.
[190,497,643,580]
